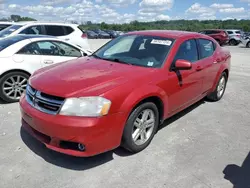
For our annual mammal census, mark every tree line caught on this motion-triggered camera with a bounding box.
[1,14,250,32]
[81,20,250,32]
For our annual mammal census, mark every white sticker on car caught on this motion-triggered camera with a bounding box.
[151,39,172,46]
[147,61,154,66]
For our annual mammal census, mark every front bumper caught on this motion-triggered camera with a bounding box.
[19,94,127,157]
[241,39,249,47]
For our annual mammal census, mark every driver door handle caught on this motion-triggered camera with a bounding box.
[44,60,54,64]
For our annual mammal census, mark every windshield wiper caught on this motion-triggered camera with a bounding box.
[91,54,132,65]
[109,58,132,65]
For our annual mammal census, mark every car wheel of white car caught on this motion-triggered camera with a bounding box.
[0,71,29,103]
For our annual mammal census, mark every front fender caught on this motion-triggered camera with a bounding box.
[119,84,168,118]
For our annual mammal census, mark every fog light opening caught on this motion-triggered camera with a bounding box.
[78,143,85,151]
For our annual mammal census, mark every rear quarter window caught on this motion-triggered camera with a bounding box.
[198,39,215,59]
[64,26,74,35]
[44,25,65,36]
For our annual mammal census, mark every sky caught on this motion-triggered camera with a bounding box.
[0,0,250,23]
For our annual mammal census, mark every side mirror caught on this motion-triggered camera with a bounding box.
[174,59,192,70]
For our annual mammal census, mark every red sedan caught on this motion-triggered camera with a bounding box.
[19,30,231,157]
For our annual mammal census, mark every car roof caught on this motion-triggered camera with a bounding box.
[225,29,242,31]
[8,34,55,40]
[126,30,202,39]
[200,29,224,31]
[10,21,79,27]
[0,21,14,24]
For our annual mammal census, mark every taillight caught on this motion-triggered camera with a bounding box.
[81,33,87,38]
[222,32,227,37]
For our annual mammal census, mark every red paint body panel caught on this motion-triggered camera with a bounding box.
[19,30,231,157]
[20,94,127,157]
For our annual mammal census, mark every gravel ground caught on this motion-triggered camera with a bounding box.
[0,41,249,188]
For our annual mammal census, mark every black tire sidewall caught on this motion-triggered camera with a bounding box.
[229,39,237,46]
[214,72,228,101]
[0,71,29,103]
[122,102,159,153]
[247,42,250,48]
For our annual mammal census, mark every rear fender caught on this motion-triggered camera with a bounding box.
[211,63,229,91]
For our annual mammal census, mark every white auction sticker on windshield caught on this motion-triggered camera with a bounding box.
[151,39,172,46]
[147,61,154,66]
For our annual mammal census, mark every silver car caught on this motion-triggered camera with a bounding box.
[225,29,244,46]
[241,36,250,48]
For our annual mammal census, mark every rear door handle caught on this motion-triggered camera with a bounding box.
[44,60,54,64]
[196,66,203,71]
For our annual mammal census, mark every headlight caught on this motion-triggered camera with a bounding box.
[59,96,111,117]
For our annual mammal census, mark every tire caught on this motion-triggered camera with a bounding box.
[0,71,30,103]
[247,42,250,48]
[229,39,237,46]
[122,102,159,153]
[206,72,228,102]
[215,39,222,46]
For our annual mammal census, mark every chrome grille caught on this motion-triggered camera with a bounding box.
[26,84,65,115]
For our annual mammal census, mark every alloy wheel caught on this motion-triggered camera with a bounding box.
[132,109,156,146]
[2,75,28,100]
[217,76,226,99]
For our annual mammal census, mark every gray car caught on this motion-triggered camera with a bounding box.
[225,29,244,46]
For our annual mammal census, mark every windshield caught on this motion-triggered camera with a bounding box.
[93,34,175,68]
[0,35,27,52]
[0,25,22,38]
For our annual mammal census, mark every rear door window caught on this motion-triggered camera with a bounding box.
[198,39,215,59]
[44,25,65,36]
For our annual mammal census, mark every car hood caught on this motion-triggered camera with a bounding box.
[30,57,156,97]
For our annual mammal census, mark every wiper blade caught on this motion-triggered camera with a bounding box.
[90,54,101,59]
[110,58,132,65]
[91,54,132,65]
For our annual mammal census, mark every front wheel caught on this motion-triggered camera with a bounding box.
[122,102,159,153]
[206,72,228,102]
[0,71,29,103]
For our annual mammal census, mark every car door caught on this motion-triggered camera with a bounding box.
[197,38,218,93]
[13,42,43,70]
[167,39,204,114]
[35,40,83,67]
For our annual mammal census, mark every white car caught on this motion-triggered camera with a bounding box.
[0,34,92,103]
[0,21,91,50]
[0,21,14,31]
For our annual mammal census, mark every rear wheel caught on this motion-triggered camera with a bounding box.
[229,39,238,46]
[122,102,159,153]
[247,42,250,48]
[0,71,29,103]
[206,72,228,102]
